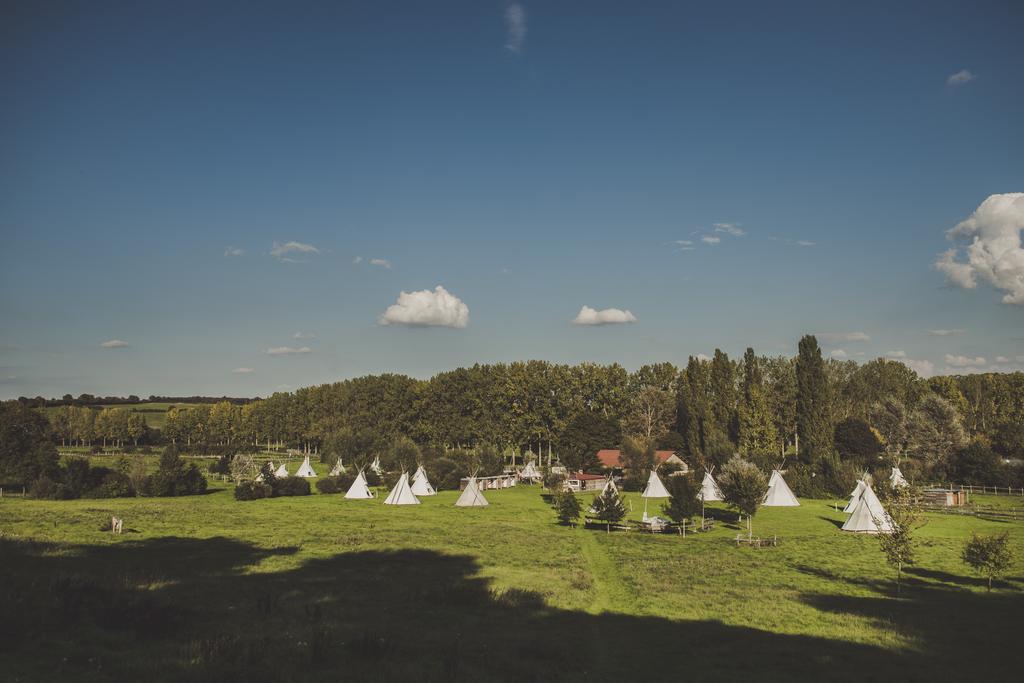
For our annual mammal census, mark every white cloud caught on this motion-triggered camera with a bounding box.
[713,223,746,236]
[935,193,1024,304]
[369,258,392,269]
[100,339,129,349]
[946,69,975,86]
[899,358,935,377]
[353,256,363,264]
[996,356,1010,364]
[379,286,469,328]
[818,331,871,342]
[795,240,816,247]
[265,346,313,355]
[224,246,244,257]
[504,3,526,53]
[830,349,849,359]
[572,306,637,326]
[695,353,712,362]
[270,241,320,261]
[885,350,907,359]
[701,236,721,245]
[232,367,254,374]
[292,331,316,339]
[944,354,986,367]
[928,328,966,336]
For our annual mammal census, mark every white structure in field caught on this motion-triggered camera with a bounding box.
[641,470,670,521]
[842,484,893,534]
[762,470,800,506]
[345,470,375,499]
[383,472,420,505]
[455,477,489,507]
[256,461,275,482]
[844,480,866,513]
[295,455,317,478]
[275,462,290,478]
[329,458,346,476]
[519,460,542,482]
[699,472,723,502]
[370,455,383,475]
[890,466,909,489]
[410,465,436,496]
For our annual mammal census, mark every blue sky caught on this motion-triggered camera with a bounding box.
[2,0,1022,399]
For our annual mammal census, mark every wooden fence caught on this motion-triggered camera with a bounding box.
[948,484,1024,497]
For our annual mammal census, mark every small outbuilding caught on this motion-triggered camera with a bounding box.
[923,488,968,507]
[565,472,607,492]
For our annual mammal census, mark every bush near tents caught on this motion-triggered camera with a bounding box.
[235,463,310,500]
[315,473,357,494]
[29,451,207,500]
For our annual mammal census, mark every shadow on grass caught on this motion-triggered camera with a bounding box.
[819,516,845,530]
[0,536,1020,682]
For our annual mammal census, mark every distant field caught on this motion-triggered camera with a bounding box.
[1,472,1021,681]
[43,402,199,429]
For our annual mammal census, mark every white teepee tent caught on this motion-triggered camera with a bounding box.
[329,458,346,476]
[762,469,800,506]
[641,470,671,521]
[410,465,436,496]
[295,455,317,478]
[519,460,541,482]
[844,480,866,513]
[256,461,275,482]
[370,455,383,475]
[455,477,489,507]
[890,466,909,489]
[699,471,723,502]
[842,487,893,534]
[383,472,420,505]
[275,462,290,478]
[344,470,375,499]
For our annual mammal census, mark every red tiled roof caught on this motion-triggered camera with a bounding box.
[596,449,679,468]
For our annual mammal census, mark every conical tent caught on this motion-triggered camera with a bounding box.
[384,472,420,505]
[842,490,893,534]
[762,470,800,506]
[410,465,436,496]
[455,477,489,507]
[329,458,345,476]
[844,480,866,513]
[858,482,887,519]
[520,461,541,482]
[275,462,290,478]
[345,471,375,499]
[699,472,723,501]
[641,470,671,498]
[370,456,383,475]
[257,461,275,482]
[890,467,909,489]
[295,455,317,478]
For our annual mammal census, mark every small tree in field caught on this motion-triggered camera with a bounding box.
[717,456,767,540]
[554,490,582,527]
[962,532,1013,591]
[662,474,701,536]
[590,486,627,533]
[877,486,921,594]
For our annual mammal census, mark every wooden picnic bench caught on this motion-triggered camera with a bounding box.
[734,534,778,548]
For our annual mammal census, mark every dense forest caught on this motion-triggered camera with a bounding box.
[26,336,1024,493]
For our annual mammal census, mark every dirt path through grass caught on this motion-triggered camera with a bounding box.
[577,530,634,614]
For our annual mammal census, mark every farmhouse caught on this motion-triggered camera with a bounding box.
[596,449,688,474]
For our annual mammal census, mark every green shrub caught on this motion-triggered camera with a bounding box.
[84,471,134,499]
[315,473,355,494]
[273,477,311,497]
[234,481,272,501]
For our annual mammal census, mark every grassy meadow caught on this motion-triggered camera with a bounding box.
[1,460,1022,681]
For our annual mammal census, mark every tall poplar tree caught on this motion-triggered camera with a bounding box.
[739,348,778,456]
[796,335,833,463]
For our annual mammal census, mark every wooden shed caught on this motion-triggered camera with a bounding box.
[923,488,968,507]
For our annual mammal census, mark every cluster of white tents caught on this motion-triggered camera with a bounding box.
[337,464,490,507]
[257,455,320,481]
[840,467,907,534]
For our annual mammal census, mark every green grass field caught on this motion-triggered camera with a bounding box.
[1,464,1022,681]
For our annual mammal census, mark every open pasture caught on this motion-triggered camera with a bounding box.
[1,479,1022,681]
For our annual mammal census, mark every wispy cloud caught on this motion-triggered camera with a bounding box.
[795,240,816,247]
[292,331,316,339]
[935,193,1024,304]
[713,223,746,236]
[946,69,975,86]
[232,367,254,374]
[369,258,392,269]
[944,353,986,368]
[673,239,695,252]
[265,346,313,355]
[818,331,870,343]
[270,241,320,262]
[379,286,469,328]
[353,256,363,264]
[572,306,637,326]
[928,328,966,336]
[100,339,129,349]
[701,235,721,245]
[899,358,935,377]
[885,350,907,359]
[224,246,244,257]
[830,349,849,359]
[504,3,527,53]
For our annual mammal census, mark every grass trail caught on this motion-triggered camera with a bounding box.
[577,529,634,614]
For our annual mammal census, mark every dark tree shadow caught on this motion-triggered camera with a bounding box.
[818,516,845,529]
[0,536,1020,682]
